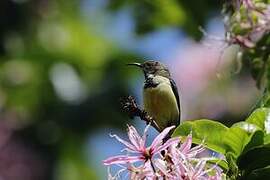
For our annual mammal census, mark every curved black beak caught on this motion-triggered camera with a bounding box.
[127,62,142,68]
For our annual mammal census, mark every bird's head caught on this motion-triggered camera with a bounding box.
[127,60,170,79]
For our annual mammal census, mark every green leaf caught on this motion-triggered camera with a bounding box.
[242,130,264,153]
[264,134,270,144]
[172,119,229,154]
[246,108,270,133]
[223,127,249,157]
[237,144,270,173]
[224,130,264,178]
[245,165,270,180]
[232,121,261,133]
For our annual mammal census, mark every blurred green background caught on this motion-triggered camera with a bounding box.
[0,0,260,179]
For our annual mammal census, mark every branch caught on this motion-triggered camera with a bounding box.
[120,96,162,132]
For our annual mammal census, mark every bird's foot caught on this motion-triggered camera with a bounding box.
[120,96,161,132]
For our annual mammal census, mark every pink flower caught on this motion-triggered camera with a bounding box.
[103,125,225,179]
[163,134,222,180]
[103,125,179,165]
[128,161,154,180]
[179,134,205,157]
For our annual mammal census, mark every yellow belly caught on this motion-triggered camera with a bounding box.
[143,82,179,130]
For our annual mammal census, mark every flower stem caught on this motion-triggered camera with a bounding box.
[150,158,156,173]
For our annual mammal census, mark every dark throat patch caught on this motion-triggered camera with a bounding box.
[144,77,159,89]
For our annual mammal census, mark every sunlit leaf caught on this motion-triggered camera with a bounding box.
[232,121,261,133]
[246,108,270,133]
[223,127,249,157]
[172,119,229,154]
[173,119,266,159]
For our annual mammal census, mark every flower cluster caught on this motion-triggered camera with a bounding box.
[103,125,224,179]
[224,0,270,48]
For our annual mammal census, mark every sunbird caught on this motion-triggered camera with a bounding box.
[128,60,181,131]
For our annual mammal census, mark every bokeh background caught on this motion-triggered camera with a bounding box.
[0,0,261,179]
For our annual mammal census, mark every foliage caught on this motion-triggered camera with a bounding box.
[173,107,270,179]
[106,0,221,39]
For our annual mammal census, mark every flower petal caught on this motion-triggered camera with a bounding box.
[141,124,151,149]
[179,134,192,154]
[127,125,144,151]
[110,134,137,152]
[103,155,144,165]
[194,160,207,177]
[152,137,180,155]
[155,159,170,176]
[188,144,205,158]
[150,126,175,150]
[129,162,154,179]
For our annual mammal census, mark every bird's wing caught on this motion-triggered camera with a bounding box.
[170,79,181,121]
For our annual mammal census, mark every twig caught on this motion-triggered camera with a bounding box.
[120,96,162,132]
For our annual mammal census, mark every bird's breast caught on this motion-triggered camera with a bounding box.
[143,76,179,130]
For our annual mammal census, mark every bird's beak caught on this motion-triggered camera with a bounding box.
[127,62,142,68]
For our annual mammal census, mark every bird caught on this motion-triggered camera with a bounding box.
[128,60,180,132]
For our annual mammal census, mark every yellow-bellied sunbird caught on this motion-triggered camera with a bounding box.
[128,60,181,131]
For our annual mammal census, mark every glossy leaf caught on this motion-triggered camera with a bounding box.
[172,119,229,154]
[223,127,249,157]
[232,121,261,133]
[246,108,270,133]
